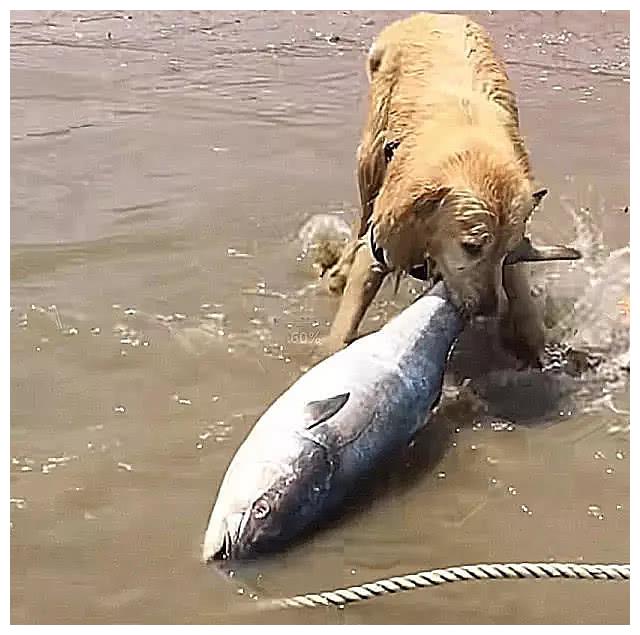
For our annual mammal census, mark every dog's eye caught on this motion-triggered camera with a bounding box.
[383,140,400,164]
[461,242,483,258]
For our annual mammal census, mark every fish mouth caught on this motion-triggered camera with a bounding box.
[213,530,233,561]
[203,509,252,563]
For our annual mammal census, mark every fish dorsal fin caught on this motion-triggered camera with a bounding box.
[304,393,350,430]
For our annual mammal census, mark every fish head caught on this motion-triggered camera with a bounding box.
[202,441,334,562]
[201,492,278,562]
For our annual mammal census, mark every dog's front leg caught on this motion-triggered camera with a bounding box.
[324,242,387,353]
[501,263,545,368]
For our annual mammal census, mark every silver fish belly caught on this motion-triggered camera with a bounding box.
[202,281,462,561]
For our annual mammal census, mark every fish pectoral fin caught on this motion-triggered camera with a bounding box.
[304,393,350,429]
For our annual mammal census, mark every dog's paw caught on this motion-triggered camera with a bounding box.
[326,264,349,295]
[324,240,366,295]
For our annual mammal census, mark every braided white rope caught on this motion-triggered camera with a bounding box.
[270,562,630,609]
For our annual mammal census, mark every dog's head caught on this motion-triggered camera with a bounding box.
[368,148,579,316]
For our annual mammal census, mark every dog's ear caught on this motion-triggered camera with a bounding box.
[367,43,384,81]
[413,186,452,217]
[504,236,581,265]
[532,188,548,207]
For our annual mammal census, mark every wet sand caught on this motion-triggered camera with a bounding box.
[10,11,629,624]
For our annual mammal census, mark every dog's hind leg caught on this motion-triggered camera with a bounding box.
[324,242,387,352]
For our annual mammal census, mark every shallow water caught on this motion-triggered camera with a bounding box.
[10,10,629,624]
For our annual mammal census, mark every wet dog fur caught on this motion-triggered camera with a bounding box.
[319,13,578,366]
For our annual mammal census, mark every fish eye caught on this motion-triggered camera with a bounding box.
[461,241,483,258]
[252,498,270,519]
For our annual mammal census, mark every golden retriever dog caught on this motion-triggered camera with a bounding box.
[323,12,579,366]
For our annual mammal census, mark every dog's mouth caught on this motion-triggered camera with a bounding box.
[408,257,439,283]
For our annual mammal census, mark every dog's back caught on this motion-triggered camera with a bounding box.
[357,13,530,230]
[368,13,522,140]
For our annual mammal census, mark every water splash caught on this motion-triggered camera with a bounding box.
[297,213,352,275]
[543,197,629,367]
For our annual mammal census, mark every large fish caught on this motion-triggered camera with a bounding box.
[202,281,463,561]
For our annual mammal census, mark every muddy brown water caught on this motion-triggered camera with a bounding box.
[10,10,629,624]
